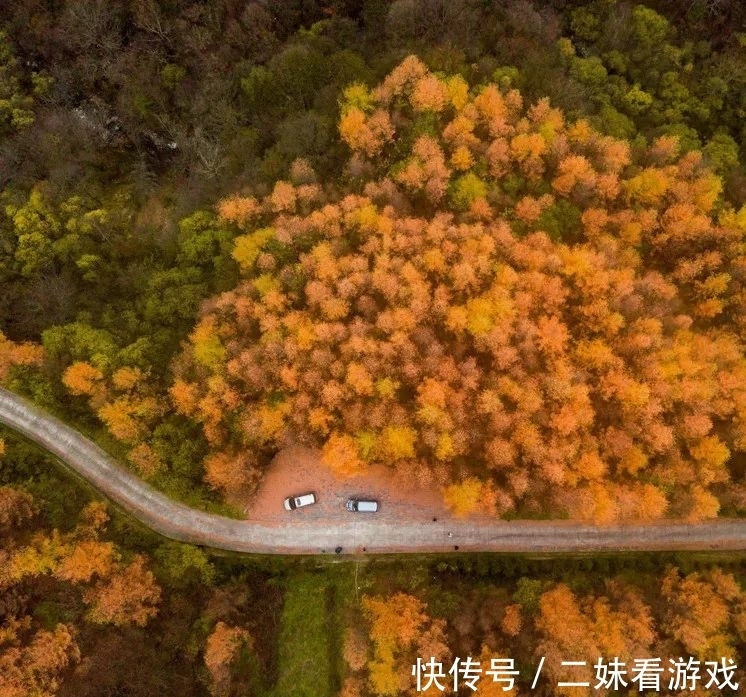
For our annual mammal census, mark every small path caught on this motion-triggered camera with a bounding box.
[1,386,746,555]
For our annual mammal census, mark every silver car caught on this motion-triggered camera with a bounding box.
[345,498,379,512]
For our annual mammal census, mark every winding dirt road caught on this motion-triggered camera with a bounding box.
[1,386,745,555]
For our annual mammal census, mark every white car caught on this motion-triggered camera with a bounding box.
[283,492,317,511]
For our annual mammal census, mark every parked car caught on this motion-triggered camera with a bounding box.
[283,492,317,510]
[345,498,379,512]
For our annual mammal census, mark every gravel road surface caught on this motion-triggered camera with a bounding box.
[1,386,745,555]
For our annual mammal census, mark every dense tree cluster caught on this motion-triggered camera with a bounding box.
[0,1,745,511]
[0,485,161,696]
[348,568,746,697]
[0,497,161,628]
[561,3,745,170]
[358,593,450,696]
[0,434,276,697]
[7,3,746,696]
[173,56,746,521]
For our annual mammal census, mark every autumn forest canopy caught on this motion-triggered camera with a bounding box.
[1,0,746,522]
[166,55,746,522]
[3,2,746,696]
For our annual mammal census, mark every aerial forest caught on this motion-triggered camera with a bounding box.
[2,1,746,695]
[173,55,746,523]
[1,1,743,521]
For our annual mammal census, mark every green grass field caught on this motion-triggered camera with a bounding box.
[270,572,336,697]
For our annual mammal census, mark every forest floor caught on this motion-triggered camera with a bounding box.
[241,444,455,525]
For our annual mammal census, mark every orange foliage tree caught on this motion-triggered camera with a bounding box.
[659,567,746,660]
[62,361,168,478]
[172,56,746,519]
[362,592,451,696]
[82,554,160,627]
[203,621,253,697]
[0,331,43,384]
[0,623,80,697]
[0,485,35,530]
[535,582,656,697]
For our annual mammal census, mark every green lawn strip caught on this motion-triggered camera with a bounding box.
[271,572,334,697]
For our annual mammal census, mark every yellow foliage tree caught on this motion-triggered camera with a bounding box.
[362,593,450,697]
[443,478,483,517]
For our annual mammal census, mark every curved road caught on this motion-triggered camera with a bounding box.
[1,386,745,555]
